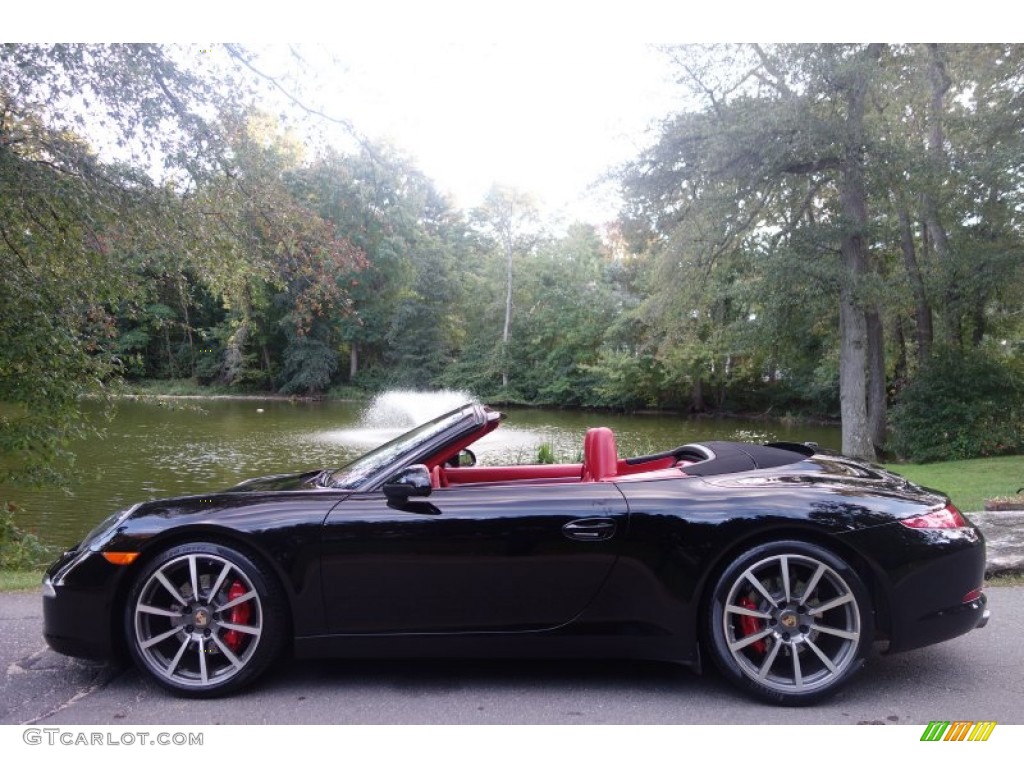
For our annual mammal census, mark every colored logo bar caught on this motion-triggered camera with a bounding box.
[920,721,996,742]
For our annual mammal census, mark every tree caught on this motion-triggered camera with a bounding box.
[1,45,369,478]
[621,45,893,457]
[620,44,1024,457]
[289,144,466,389]
[470,186,543,391]
[506,224,619,405]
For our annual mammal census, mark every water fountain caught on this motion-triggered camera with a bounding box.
[321,389,551,463]
[321,390,476,450]
[360,389,475,429]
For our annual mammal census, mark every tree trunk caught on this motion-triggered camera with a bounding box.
[972,305,987,346]
[164,324,176,378]
[866,309,887,452]
[839,288,873,459]
[178,278,195,377]
[922,43,957,345]
[923,43,952,260]
[220,320,249,385]
[893,317,908,394]
[501,233,513,390]
[836,44,883,460]
[898,209,933,363]
[349,343,358,380]
[691,377,705,413]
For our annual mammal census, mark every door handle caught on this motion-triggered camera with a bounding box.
[562,517,617,542]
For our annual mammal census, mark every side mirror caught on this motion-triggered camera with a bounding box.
[383,464,433,503]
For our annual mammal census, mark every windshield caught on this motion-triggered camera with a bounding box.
[327,406,476,489]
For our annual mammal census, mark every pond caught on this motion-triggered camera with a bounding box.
[2,390,841,549]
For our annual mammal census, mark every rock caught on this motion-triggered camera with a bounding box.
[969,510,1024,575]
[983,495,1024,511]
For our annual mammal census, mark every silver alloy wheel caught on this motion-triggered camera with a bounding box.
[721,553,862,696]
[132,552,264,690]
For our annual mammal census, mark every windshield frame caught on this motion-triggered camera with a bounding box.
[327,403,487,491]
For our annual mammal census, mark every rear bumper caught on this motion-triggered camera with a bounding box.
[840,522,990,654]
[885,590,989,653]
[883,529,990,653]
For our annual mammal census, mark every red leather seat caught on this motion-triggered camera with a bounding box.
[582,427,618,482]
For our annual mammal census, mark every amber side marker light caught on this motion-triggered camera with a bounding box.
[102,552,140,566]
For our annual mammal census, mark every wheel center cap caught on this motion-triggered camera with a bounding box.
[780,612,799,629]
[193,608,211,628]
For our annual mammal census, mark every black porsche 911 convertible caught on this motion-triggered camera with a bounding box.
[43,402,989,705]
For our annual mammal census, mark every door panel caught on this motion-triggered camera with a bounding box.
[321,482,628,633]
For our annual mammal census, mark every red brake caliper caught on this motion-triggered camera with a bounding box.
[223,580,250,653]
[738,596,767,654]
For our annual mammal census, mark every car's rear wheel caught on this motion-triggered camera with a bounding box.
[706,540,873,706]
[124,542,285,697]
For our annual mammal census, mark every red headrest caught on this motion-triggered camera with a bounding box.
[583,427,618,482]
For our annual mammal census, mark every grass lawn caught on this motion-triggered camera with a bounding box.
[0,571,42,591]
[885,454,1024,512]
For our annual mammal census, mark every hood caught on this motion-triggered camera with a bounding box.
[225,468,327,492]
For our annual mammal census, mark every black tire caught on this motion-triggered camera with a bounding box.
[124,542,286,697]
[705,540,874,706]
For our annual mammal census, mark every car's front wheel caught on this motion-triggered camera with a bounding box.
[124,542,286,697]
[705,540,873,706]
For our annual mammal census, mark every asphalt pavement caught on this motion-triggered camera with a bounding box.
[2,586,1022,726]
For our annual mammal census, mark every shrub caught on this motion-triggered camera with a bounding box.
[889,349,1024,463]
[1,502,53,571]
[536,443,556,464]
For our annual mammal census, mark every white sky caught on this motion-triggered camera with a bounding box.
[271,39,682,225]
[10,2,998,227]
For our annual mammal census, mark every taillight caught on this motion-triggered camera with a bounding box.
[900,502,968,530]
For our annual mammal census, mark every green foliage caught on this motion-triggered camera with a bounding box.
[4,43,1024,492]
[618,43,1024,443]
[889,349,1024,462]
[0,44,244,483]
[585,348,670,410]
[324,383,372,401]
[193,337,227,383]
[1,502,52,571]
[124,379,235,397]
[278,329,338,396]
[536,443,556,464]
[0,122,127,482]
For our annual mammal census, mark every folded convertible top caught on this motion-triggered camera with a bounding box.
[680,441,812,477]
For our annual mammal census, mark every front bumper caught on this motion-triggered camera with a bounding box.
[42,549,127,660]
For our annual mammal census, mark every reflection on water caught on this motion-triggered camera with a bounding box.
[1,391,841,548]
